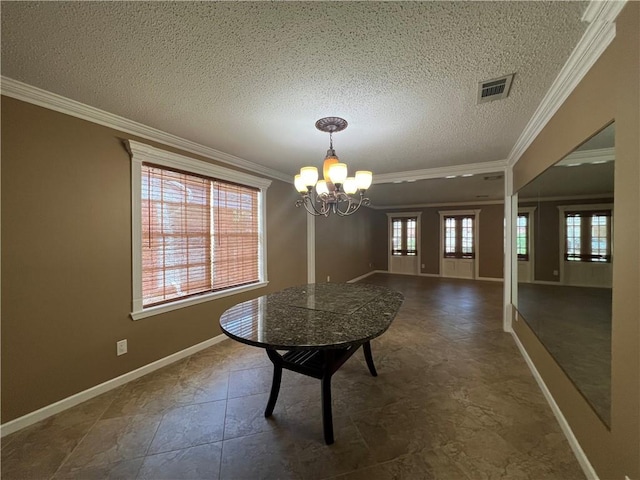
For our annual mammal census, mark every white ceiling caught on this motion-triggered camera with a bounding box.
[1,1,590,205]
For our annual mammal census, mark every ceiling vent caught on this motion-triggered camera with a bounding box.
[477,74,514,104]
[483,174,504,181]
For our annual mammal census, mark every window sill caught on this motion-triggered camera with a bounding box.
[130,281,269,321]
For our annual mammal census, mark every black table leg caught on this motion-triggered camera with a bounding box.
[321,351,335,445]
[363,341,378,377]
[264,349,283,417]
[260,346,367,444]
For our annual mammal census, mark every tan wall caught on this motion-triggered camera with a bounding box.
[314,205,378,283]
[512,4,639,478]
[370,209,389,271]
[1,97,307,423]
[476,203,504,279]
[380,203,504,278]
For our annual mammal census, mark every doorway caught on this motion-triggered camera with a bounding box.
[387,213,421,275]
[439,209,480,279]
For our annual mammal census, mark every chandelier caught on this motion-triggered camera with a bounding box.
[294,117,373,216]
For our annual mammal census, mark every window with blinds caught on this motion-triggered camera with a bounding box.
[142,164,260,307]
[443,215,475,259]
[564,210,612,262]
[128,140,270,320]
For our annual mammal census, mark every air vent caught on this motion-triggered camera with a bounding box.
[477,74,514,104]
[483,174,504,181]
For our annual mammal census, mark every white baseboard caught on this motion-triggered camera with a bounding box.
[510,331,598,480]
[360,271,503,284]
[1,334,228,437]
[347,270,383,283]
[529,280,563,285]
[528,280,611,289]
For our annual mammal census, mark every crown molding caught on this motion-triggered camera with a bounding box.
[0,76,290,183]
[369,199,504,210]
[518,192,614,203]
[507,0,627,168]
[556,147,615,166]
[127,140,272,190]
[373,159,507,185]
[581,0,627,23]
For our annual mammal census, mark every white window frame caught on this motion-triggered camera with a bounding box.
[514,207,538,258]
[128,140,271,320]
[557,203,613,283]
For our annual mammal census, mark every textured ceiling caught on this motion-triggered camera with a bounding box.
[2,1,589,185]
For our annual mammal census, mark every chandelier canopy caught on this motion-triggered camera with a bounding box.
[294,117,372,216]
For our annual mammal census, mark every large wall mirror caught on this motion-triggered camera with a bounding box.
[516,122,614,426]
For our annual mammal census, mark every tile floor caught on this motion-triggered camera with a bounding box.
[2,274,585,479]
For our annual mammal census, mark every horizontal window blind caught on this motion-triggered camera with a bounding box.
[141,164,259,307]
[212,181,259,290]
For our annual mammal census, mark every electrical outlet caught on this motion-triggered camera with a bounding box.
[327,275,331,282]
[117,339,128,356]
[421,264,425,268]
[553,270,559,276]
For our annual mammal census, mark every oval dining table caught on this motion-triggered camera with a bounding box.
[219,282,404,444]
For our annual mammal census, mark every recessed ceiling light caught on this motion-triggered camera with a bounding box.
[566,163,582,167]
[393,180,403,183]
[592,160,607,164]
[445,175,457,179]
[462,174,474,177]
[406,179,416,183]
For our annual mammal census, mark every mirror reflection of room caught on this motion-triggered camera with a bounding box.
[516,122,614,426]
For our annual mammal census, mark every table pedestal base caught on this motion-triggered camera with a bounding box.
[264,341,377,445]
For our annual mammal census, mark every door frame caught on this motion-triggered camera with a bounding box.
[438,209,481,279]
[387,212,422,275]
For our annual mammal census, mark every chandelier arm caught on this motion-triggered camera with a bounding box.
[302,202,323,217]
[296,195,324,216]
[307,195,329,216]
[333,194,358,216]
[338,192,372,216]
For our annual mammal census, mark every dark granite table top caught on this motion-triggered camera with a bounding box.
[219,283,404,350]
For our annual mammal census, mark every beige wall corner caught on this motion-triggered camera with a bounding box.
[0,97,307,423]
[512,3,639,478]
